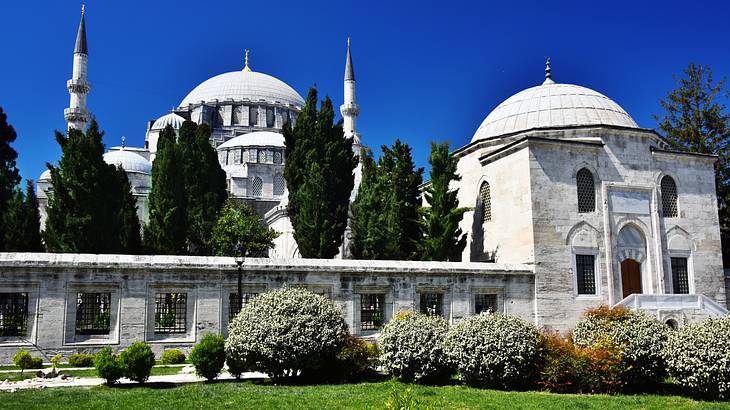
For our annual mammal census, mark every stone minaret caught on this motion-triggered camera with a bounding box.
[64,5,91,131]
[340,38,361,149]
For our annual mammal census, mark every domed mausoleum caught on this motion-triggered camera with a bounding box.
[452,59,724,330]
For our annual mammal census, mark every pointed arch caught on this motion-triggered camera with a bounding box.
[477,181,491,223]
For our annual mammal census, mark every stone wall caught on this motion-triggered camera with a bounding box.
[0,253,534,363]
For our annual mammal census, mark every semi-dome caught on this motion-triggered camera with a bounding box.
[39,169,51,181]
[471,79,638,143]
[179,69,304,109]
[103,150,152,174]
[151,113,185,131]
[216,131,285,150]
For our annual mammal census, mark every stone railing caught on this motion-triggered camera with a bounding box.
[615,293,728,317]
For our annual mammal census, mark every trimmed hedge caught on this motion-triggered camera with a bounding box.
[68,353,95,368]
[664,316,730,399]
[572,306,668,389]
[94,347,124,385]
[443,313,541,389]
[379,312,450,382]
[225,287,348,381]
[120,342,155,383]
[190,334,226,381]
[160,349,186,365]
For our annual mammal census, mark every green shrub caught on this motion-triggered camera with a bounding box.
[225,287,348,381]
[120,342,155,383]
[572,305,668,389]
[68,353,95,367]
[384,379,448,409]
[190,334,226,381]
[95,347,124,385]
[328,336,381,382]
[664,316,730,399]
[51,354,62,369]
[443,313,541,389]
[13,350,43,374]
[379,312,451,382]
[226,357,247,380]
[160,349,186,365]
[538,333,628,394]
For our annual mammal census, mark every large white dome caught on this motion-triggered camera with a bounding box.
[179,70,305,109]
[471,82,638,142]
[104,150,152,174]
[217,131,285,150]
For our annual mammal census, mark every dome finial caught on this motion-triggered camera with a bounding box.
[244,49,251,72]
[121,136,126,149]
[81,3,85,16]
[543,57,555,85]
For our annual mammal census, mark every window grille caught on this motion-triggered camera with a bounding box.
[274,150,283,164]
[661,176,678,217]
[241,148,248,163]
[75,292,111,335]
[360,294,385,331]
[419,293,443,316]
[218,151,227,165]
[575,254,596,295]
[479,182,491,223]
[273,174,285,196]
[251,177,263,197]
[229,293,258,321]
[474,294,498,314]
[266,150,274,163]
[576,168,595,213]
[154,293,187,334]
[233,149,241,165]
[0,293,28,337]
[258,150,267,163]
[671,257,690,294]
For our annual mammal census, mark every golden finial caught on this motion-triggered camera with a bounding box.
[81,3,85,16]
[244,49,251,72]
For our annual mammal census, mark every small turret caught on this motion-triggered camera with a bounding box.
[340,38,361,147]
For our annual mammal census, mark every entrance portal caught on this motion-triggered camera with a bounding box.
[621,259,642,298]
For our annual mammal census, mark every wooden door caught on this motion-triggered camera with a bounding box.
[621,259,642,298]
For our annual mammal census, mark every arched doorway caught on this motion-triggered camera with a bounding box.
[621,259,642,298]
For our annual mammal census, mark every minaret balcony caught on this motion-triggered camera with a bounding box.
[67,79,91,94]
[64,107,90,122]
[340,103,360,117]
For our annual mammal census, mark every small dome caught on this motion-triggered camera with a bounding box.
[217,131,285,150]
[104,150,152,174]
[471,82,638,142]
[151,113,185,131]
[39,169,51,181]
[179,70,304,108]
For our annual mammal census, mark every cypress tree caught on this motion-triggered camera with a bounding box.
[144,125,187,254]
[113,167,142,254]
[420,142,467,261]
[4,180,43,252]
[177,122,227,255]
[351,140,423,260]
[0,107,21,251]
[283,88,357,258]
[44,120,130,253]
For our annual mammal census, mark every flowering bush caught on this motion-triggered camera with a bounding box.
[572,306,668,388]
[538,333,628,394]
[379,312,450,382]
[225,287,348,381]
[443,313,540,389]
[664,316,730,399]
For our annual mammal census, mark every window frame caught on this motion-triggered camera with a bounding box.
[477,181,491,223]
[154,292,188,334]
[670,257,690,294]
[576,168,596,213]
[572,248,600,298]
[661,175,679,218]
[75,292,111,336]
[359,293,385,331]
[419,292,444,317]
[0,292,28,337]
[473,293,498,314]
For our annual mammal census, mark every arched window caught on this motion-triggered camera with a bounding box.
[576,168,595,213]
[273,174,285,196]
[478,182,491,223]
[258,150,267,163]
[251,177,263,197]
[661,176,678,217]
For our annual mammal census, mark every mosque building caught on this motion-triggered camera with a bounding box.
[10,6,726,360]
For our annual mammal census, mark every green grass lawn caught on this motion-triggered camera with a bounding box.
[0,365,183,381]
[0,380,727,410]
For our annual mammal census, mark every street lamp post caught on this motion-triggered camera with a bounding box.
[234,242,245,316]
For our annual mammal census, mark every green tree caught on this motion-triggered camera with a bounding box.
[209,200,279,257]
[144,125,187,254]
[3,180,43,252]
[44,120,136,253]
[0,107,21,251]
[654,63,730,230]
[351,140,423,260]
[420,142,467,261]
[283,88,357,258]
[113,167,142,254]
[177,122,227,255]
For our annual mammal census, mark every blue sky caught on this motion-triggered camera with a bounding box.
[2,0,729,183]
